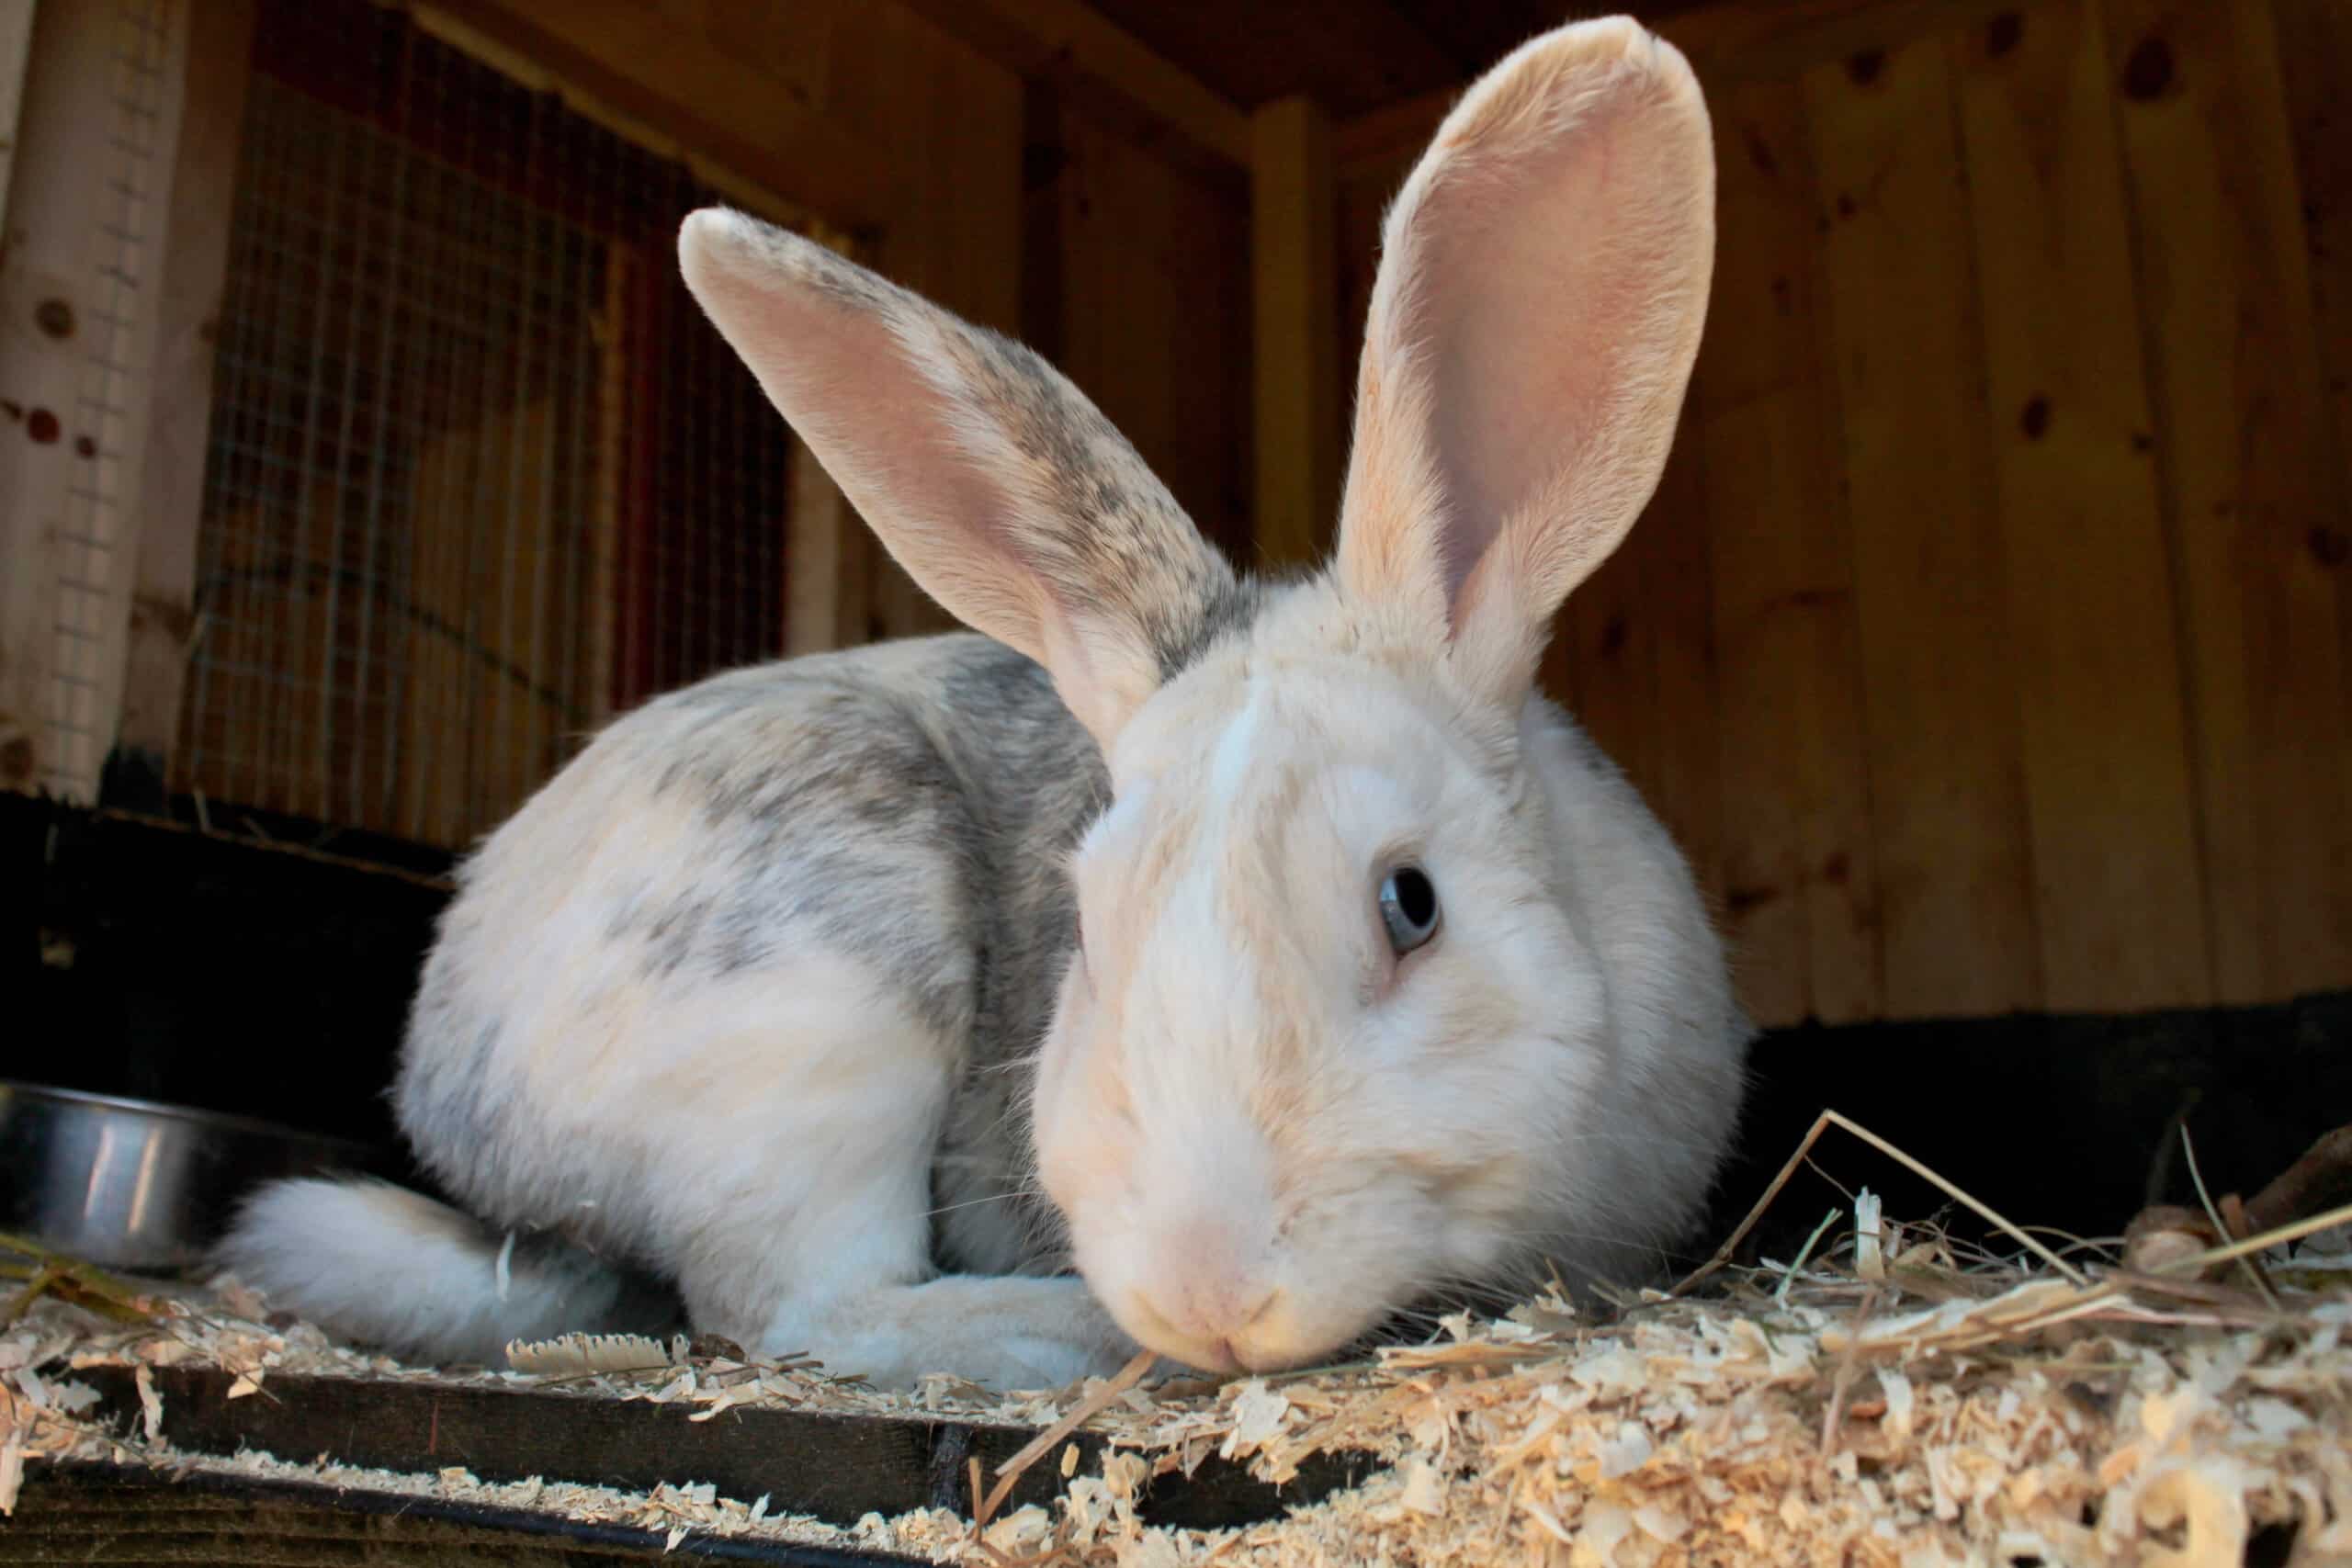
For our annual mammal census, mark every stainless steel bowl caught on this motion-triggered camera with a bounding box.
[0,1081,386,1273]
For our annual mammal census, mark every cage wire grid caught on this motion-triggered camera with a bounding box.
[174,0,803,852]
[40,0,175,802]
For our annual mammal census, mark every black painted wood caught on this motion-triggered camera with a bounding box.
[73,1366,1372,1535]
[4,1461,922,1566]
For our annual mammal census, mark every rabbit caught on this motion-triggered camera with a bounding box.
[214,14,1750,1393]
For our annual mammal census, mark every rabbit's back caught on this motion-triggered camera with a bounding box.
[391,632,1108,1306]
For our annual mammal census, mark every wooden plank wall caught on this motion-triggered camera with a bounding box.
[1339,0,2352,1028]
[1032,99,1254,565]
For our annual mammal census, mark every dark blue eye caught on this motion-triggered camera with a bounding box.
[1379,865,1441,955]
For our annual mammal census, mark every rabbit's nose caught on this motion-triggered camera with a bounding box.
[1164,1274,1280,1343]
[1125,1288,1281,1374]
[1123,1219,1282,1364]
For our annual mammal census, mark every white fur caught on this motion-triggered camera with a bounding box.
[216,667,1140,1390]
[216,1179,639,1367]
[218,16,1744,1390]
[1027,17,1735,1374]
[1206,686,1268,810]
[1032,633,1733,1373]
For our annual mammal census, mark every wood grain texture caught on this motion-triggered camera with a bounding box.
[2104,0,2352,1004]
[2268,0,2352,919]
[1052,111,1254,563]
[2270,0,2352,504]
[1645,438,1728,919]
[17,0,2338,1021]
[413,0,893,231]
[1954,0,2210,1010]
[1090,0,1464,119]
[1673,0,2046,90]
[1251,96,1341,569]
[1558,430,1724,912]
[1692,76,1883,1027]
[1558,502,1659,809]
[887,0,1251,166]
[951,0,1731,130]
[1329,0,2352,1034]
[1333,0,2036,177]
[1807,30,2042,1020]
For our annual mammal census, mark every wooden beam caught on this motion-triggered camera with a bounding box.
[784,434,857,657]
[1662,0,2032,85]
[1333,80,1457,177]
[1335,0,2033,178]
[1250,96,1340,569]
[408,0,895,233]
[0,0,34,226]
[888,0,1250,170]
[1955,0,2210,1012]
[0,0,195,801]
[1806,29,2041,1017]
[112,0,259,798]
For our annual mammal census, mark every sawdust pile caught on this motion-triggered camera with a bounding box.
[6,1126,2350,1566]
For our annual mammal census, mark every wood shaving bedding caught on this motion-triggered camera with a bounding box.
[6,1189,2348,1563]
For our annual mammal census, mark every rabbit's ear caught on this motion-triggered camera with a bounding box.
[1333,17,1714,707]
[680,211,1242,748]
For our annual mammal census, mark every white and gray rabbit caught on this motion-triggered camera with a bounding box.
[217,15,1750,1392]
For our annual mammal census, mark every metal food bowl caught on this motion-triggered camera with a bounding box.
[0,1081,385,1273]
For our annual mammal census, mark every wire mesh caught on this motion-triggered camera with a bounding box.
[40,0,174,802]
[174,0,803,850]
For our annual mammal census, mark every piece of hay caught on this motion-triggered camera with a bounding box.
[971,1347,1158,1530]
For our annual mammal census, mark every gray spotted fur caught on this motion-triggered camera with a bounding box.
[288,623,1250,1350]
[216,207,1281,1374]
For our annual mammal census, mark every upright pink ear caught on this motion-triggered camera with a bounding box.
[1333,17,1716,705]
[678,210,1244,748]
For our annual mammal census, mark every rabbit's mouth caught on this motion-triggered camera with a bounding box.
[1072,1194,1430,1382]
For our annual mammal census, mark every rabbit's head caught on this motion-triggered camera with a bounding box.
[681,15,1719,1373]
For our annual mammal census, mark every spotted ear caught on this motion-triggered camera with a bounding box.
[679,209,1244,748]
[1332,17,1716,706]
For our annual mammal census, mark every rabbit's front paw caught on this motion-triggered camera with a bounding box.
[763,1274,1143,1393]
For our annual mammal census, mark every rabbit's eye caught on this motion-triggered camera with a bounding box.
[1379,865,1441,955]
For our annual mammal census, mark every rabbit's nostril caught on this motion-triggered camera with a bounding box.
[1160,1272,1274,1346]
